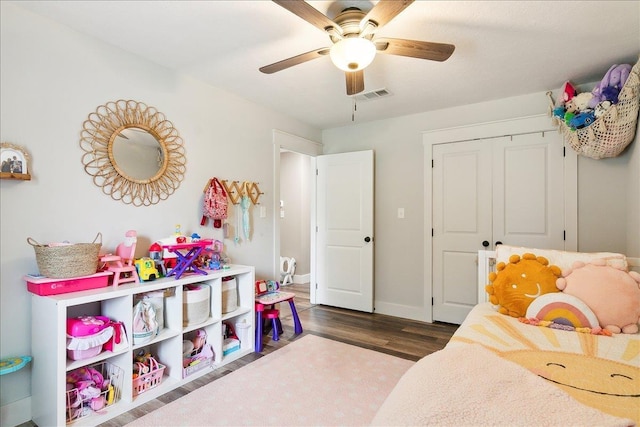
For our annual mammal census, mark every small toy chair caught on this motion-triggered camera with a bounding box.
[102,230,139,286]
[261,308,283,341]
[254,280,302,352]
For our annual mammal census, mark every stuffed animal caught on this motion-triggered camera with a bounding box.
[572,92,594,112]
[565,98,579,114]
[594,100,612,118]
[564,111,576,127]
[601,86,620,104]
[557,259,640,334]
[559,81,577,106]
[553,106,566,119]
[588,64,632,108]
[486,253,561,318]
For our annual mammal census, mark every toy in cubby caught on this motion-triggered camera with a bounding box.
[66,316,113,361]
[66,362,123,422]
[182,329,214,377]
[222,321,240,356]
[132,350,166,396]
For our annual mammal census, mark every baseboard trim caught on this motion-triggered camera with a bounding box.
[293,273,310,284]
[1,396,31,427]
[374,300,429,322]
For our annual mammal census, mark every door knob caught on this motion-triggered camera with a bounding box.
[364,236,371,243]
[495,241,503,246]
[482,240,489,247]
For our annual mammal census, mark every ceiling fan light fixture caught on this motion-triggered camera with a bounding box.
[329,37,376,72]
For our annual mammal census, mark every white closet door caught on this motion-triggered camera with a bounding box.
[432,139,494,324]
[432,132,566,324]
[492,132,565,250]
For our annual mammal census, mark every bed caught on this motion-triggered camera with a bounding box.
[372,246,640,426]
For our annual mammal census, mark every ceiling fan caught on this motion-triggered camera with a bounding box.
[259,0,455,96]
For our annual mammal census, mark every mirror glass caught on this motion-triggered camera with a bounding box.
[112,127,164,181]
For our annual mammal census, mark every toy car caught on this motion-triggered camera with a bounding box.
[135,257,160,282]
[569,111,595,130]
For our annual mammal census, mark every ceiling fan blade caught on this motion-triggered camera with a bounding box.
[259,48,330,74]
[374,37,455,62]
[360,0,414,31]
[273,0,342,36]
[346,70,364,95]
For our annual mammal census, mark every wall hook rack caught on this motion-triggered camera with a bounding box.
[221,179,263,205]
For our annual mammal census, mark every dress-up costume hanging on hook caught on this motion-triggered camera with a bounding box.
[240,181,251,241]
[234,203,241,245]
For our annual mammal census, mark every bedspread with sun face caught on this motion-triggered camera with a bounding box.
[447,303,640,423]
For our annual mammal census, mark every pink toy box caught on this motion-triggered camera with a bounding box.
[66,316,114,361]
[25,271,111,296]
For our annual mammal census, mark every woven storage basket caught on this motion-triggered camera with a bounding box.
[549,58,640,159]
[27,233,102,279]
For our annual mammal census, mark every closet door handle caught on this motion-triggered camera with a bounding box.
[495,241,503,247]
[482,240,490,247]
[364,236,371,243]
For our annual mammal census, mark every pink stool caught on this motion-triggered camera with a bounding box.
[261,308,283,341]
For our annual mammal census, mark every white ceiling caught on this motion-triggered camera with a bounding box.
[10,1,640,129]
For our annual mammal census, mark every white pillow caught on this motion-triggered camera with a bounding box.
[495,245,628,272]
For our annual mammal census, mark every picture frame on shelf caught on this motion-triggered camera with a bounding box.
[0,142,31,180]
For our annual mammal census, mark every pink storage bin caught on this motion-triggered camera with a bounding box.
[66,316,114,361]
[25,272,111,296]
[66,327,114,360]
[67,345,103,361]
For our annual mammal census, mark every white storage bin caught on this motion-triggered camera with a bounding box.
[183,284,210,326]
[221,277,238,314]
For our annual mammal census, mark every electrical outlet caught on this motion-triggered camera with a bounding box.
[398,208,405,219]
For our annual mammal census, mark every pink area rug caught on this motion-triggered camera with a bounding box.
[126,334,414,426]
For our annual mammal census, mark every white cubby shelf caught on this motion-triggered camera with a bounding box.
[30,265,255,426]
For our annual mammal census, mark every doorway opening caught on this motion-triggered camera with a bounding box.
[272,129,322,304]
[279,150,312,290]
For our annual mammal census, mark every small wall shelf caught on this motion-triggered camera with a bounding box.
[0,172,31,181]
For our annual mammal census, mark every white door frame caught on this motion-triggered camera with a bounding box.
[273,130,323,303]
[422,114,578,322]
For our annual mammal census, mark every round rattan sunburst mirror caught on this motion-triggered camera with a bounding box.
[80,100,186,206]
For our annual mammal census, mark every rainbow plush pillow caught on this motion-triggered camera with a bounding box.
[525,293,600,328]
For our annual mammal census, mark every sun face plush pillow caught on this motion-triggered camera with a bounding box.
[557,259,640,334]
[486,253,561,318]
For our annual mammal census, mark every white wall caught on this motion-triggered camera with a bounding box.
[0,3,320,423]
[322,92,638,321]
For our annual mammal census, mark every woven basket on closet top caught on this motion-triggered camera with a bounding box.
[549,58,640,160]
[27,233,102,279]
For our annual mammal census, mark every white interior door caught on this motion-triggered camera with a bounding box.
[492,132,565,249]
[432,139,494,324]
[433,132,566,324]
[316,150,374,312]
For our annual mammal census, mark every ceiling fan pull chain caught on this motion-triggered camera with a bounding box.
[352,97,358,121]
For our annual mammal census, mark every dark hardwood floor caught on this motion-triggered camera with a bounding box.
[21,283,458,427]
